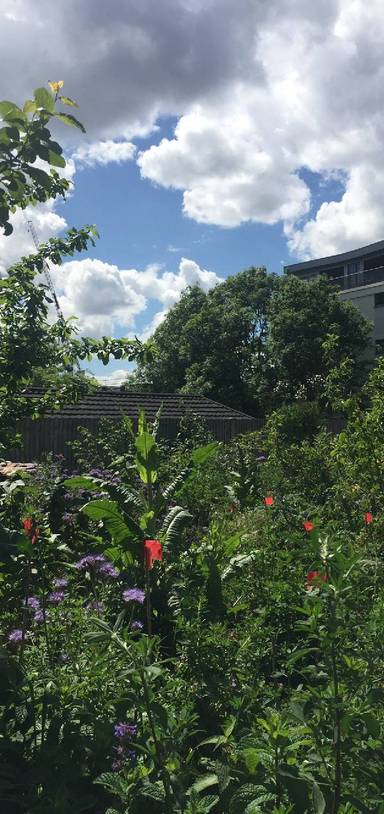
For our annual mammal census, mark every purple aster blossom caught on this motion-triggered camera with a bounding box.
[75,554,118,579]
[53,577,68,588]
[123,588,145,604]
[47,590,66,605]
[131,620,144,631]
[114,722,138,739]
[33,609,48,624]
[23,596,40,610]
[8,629,24,644]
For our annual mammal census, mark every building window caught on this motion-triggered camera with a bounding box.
[364,254,384,271]
[374,292,384,308]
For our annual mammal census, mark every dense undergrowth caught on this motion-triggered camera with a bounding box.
[1,362,384,814]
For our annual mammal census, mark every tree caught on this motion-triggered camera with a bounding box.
[264,274,371,406]
[0,84,149,453]
[129,267,277,413]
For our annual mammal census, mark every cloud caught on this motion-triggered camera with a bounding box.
[73,140,136,167]
[51,256,222,337]
[94,368,131,386]
[1,1,384,257]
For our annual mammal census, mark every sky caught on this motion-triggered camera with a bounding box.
[0,0,383,383]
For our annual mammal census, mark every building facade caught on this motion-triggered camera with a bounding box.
[284,240,384,354]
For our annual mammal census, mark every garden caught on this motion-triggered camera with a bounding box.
[1,83,384,814]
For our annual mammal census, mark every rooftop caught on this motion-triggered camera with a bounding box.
[24,387,256,422]
[285,239,384,274]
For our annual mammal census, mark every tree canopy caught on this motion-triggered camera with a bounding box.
[129,268,371,415]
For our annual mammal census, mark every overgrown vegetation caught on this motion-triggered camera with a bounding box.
[1,82,384,814]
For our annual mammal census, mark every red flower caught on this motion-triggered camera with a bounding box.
[303,521,314,533]
[22,517,33,534]
[144,539,163,569]
[264,496,274,507]
[305,570,328,591]
[31,528,40,545]
[364,512,373,525]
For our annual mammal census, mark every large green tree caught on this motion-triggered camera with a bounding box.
[129,267,277,412]
[130,268,371,415]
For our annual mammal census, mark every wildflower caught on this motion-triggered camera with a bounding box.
[144,539,163,569]
[263,496,274,507]
[53,577,68,588]
[23,596,40,610]
[62,512,77,525]
[47,590,66,605]
[33,610,48,624]
[364,511,373,525]
[123,588,145,604]
[305,570,328,591]
[22,517,33,534]
[8,628,24,645]
[75,553,118,579]
[131,620,144,631]
[303,521,314,533]
[114,722,138,739]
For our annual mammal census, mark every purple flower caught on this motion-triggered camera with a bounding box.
[33,610,48,624]
[114,722,138,740]
[123,588,145,604]
[48,591,66,605]
[23,596,40,610]
[53,577,68,588]
[8,629,24,644]
[131,620,144,631]
[75,554,118,579]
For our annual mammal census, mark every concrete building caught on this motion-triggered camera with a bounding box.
[284,240,384,355]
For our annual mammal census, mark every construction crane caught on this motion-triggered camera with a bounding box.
[26,217,65,323]
[26,216,80,371]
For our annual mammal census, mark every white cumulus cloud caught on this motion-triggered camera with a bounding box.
[73,140,136,167]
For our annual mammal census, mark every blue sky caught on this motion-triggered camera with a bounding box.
[0,0,382,383]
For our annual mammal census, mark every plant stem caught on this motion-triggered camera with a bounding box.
[141,669,172,812]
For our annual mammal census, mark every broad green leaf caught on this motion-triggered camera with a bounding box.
[48,150,66,168]
[64,476,102,491]
[34,87,55,113]
[82,499,140,545]
[191,441,218,465]
[23,100,37,114]
[55,112,86,133]
[0,101,26,122]
[135,431,159,483]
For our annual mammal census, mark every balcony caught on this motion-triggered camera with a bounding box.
[327,264,384,291]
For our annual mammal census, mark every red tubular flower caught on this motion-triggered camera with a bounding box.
[364,512,373,525]
[144,539,163,569]
[305,570,328,591]
[303,521,314,533]
[22,517,33,534]
[263,496,274,507]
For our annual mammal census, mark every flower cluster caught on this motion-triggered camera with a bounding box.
[75,553,118,579]
[305,571,328,591]
[123,588,145,604]
[112,721,138,771]
[88,468,121,485]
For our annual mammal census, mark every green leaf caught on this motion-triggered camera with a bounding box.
[135,431,159,484]
[64,476,102,491]
[23,100,37,114]
[242,748,260,774]
[0,101,26,122]
[82,499,139,545]
[191,441,218,465]
[312,782,326,814]
[55,112,86,133]
[59,95,79,107]
[34,87,55,113]
[229,785,265,814]
[190,774,219,794]
[48,149,66,168]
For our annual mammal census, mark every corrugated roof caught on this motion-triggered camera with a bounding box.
[24,387,256,421]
